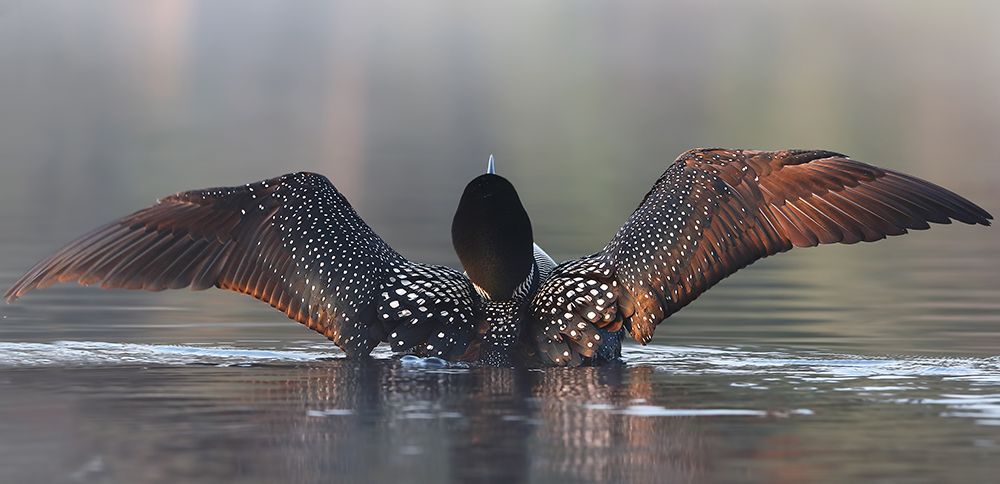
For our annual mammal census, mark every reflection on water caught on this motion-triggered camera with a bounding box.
[1,1,999,483]
[1,343,999,482]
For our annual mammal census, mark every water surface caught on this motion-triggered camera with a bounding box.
[2,342,1000,483]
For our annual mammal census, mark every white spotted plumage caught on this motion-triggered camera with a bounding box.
[249,173,481,358]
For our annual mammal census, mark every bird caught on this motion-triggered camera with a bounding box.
[4,149,992,366]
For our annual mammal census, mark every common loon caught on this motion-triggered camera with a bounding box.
[4,149,992,366]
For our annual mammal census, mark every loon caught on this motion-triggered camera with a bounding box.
[4,149,993,366]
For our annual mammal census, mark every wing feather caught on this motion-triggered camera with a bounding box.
[529,148,991,365]
[6,172,480,358]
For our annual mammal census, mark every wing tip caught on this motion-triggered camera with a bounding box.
[969,207,993,226]
[949,200,992,227]
[4,286,23,304]
[4,273,38,303]
[976,206,993,226]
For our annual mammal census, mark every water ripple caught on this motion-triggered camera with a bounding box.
[623,344,1000,426]
[0,340,341,367]
[1,341,998,426]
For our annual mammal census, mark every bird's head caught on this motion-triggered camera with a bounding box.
[451,156,534,302]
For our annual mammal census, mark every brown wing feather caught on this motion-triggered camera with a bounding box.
[6,189,247,298]
[622,148,992,341]
[528,148,991,365]
[6,172,480,359]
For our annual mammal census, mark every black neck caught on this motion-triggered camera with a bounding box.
[451,174,534,301]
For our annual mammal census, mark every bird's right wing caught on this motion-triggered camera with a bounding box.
[5,172,480,359]
[528,149,992,365]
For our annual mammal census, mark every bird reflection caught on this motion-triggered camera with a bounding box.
[236,360,708,483]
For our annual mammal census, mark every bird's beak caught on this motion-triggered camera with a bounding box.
[487,154,495,175]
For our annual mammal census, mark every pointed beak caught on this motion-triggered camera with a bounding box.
[487,154,495,175]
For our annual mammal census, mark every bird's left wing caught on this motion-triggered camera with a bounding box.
[528,149,992,365]
[5,172,479,359]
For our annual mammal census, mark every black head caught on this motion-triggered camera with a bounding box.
[452,173,534,301]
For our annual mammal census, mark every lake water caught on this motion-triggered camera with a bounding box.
[1,1,999,483]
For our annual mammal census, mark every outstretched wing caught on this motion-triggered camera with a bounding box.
[529,149,992,365]
[5,172,479,358]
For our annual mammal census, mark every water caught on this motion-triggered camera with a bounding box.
[2,343,1000,483]
[2,1,1000,483]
